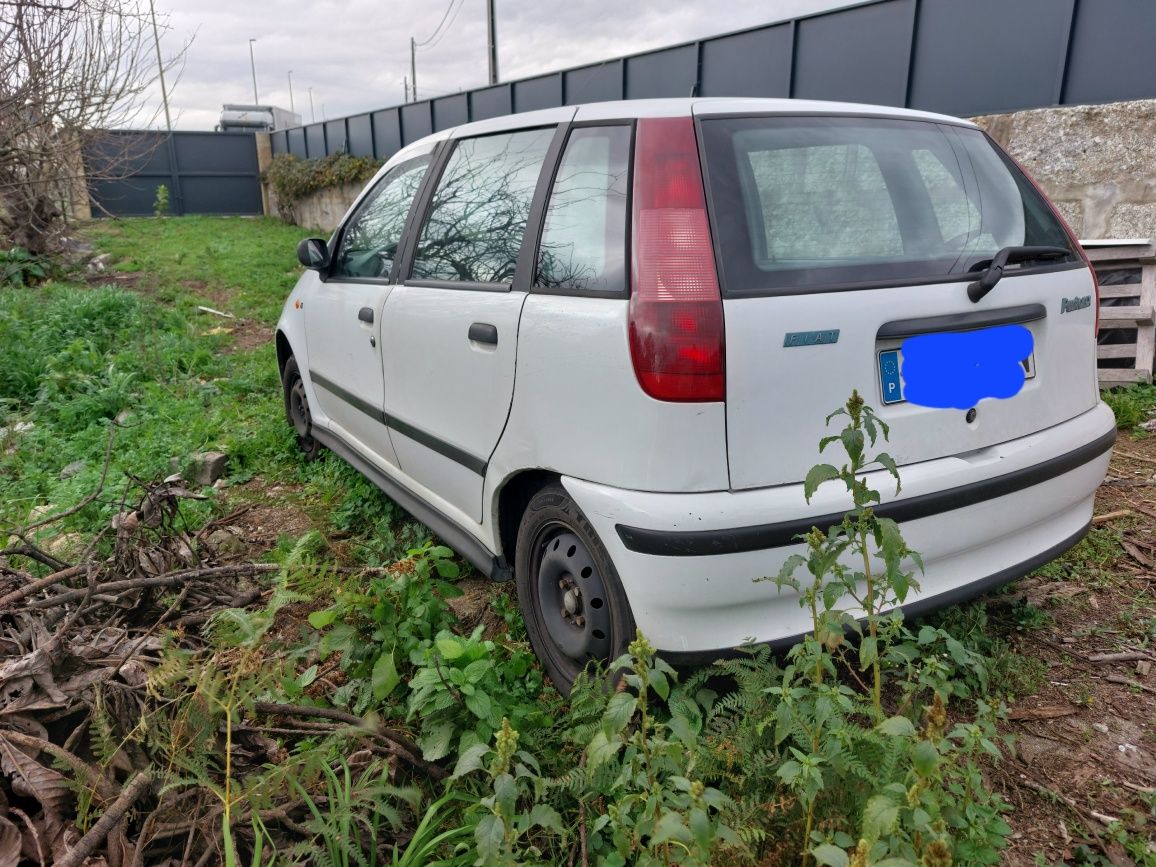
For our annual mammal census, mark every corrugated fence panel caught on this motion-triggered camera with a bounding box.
[86,131,262,217]
[625,44,698,99]
[793,0,915,105]
[564,59,623,104]
[401,102,433,145]
[325,120,347,154]
[173,131,257,173]
[287,127,307,158]
[699,24,792,98]
[1064,0,1156,105]
[433,94,469,130]
[347,114,374,157]
[909,0,1076,116]
[470,84,512,120]
[305,124,326,158]
[372,109,402,158]
[513,74,562,113]
[271,131,288,155]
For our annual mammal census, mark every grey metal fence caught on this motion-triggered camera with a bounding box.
[86,130,262,217]
[271,0,1156,162]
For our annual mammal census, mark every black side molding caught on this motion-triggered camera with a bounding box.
[656,519,1091,667]
[311,425,510,581]
[616,427,1115,558]
[310,371,489,476]
[877,303,1046,340]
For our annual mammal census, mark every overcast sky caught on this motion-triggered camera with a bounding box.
[145,0,860,130]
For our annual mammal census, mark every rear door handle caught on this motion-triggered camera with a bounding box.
[468,322,498,345]
[358,307,374,324]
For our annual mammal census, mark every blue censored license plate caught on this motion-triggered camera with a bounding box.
[877,346,1036,406]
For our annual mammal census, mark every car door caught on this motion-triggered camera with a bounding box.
[302,151,433,472]
[381,125,562,523]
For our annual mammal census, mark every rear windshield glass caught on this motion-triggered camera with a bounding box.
[698,116,1077,295]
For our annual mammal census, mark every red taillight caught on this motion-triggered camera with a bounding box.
[629,117,725,402]
[1005,148,1100,336]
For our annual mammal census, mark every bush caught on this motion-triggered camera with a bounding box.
[0,246,51,286]
[1102,383,1156,430]
[263,152,383,223]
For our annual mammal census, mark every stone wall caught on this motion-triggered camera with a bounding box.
[973,99,1156,241]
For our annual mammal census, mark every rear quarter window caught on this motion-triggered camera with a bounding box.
[699,115,1077,295]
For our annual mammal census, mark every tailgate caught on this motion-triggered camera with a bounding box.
[696,110,1098,489]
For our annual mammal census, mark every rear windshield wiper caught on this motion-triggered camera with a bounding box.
[966,245,1072,303]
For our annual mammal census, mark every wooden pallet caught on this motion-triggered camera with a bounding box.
[1082,240,1156,386]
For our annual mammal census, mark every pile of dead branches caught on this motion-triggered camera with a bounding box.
[0,471,440,866]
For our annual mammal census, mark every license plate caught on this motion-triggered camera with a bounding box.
[877,346,1036,406]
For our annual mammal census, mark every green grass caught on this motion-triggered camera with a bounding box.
[1101,382,1156,432]
[83,215,309,324]
[0,217,307,536]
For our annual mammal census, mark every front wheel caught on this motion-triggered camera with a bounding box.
[515,484,635,695]
[281,356,322,461]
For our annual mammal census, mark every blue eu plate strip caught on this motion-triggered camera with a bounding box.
[878,349,904,405]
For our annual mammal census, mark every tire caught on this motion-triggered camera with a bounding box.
[281,356,322,462]
[515,483,635,696]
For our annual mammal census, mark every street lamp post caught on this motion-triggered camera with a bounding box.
[248,38,259,104]
[287,69,295,113]
[308,87,315,123]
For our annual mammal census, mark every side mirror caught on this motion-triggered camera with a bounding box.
[296,237,330,270]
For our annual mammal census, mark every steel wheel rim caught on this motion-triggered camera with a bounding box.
[532,524,612,673]
[288,376,312,438]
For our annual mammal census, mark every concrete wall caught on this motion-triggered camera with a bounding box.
[974,99,1156,241]
[271,183,361,233]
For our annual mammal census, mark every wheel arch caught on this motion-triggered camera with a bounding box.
[495,469,560,569]
[275,330,293,379]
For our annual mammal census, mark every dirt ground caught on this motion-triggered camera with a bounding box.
[992,434,1156,865]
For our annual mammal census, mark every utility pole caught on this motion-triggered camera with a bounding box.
[148,0,172,132]
[248,38,259,104]
[403,76,409,103]
[410,36,417,101]
[287,69,295,113]
[308,87,315,122]
[486,0,498,85]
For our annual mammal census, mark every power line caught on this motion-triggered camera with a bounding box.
[414,0,464,47]
[421,0,466,50]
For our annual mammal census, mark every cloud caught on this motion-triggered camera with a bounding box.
[145,0,858,130]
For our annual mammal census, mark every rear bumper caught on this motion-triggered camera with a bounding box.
[562,402,1116,654]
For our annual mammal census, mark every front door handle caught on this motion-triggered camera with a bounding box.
[468,322,498,345]
[358,307,374,324]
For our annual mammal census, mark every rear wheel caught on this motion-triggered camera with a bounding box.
[515,484,634,695]
[281,356,322,461]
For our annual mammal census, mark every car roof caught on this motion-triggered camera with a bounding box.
[443,97,974,140]
[376,96,976,178]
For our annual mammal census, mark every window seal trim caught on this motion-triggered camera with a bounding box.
[403,278,512,293]
[512,122,572,293]
[529,118,636,300]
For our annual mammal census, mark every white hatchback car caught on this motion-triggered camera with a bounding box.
[276,98,1115,692]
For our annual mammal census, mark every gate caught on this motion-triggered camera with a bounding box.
[85,130,263,217]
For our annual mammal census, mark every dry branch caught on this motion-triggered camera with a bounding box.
[55,769,154,867]
[253,702,448,781]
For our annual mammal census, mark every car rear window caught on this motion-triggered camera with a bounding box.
[698,115,1077,295]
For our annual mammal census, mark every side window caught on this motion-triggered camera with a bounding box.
[333,156,430,279]
[535,126,631,293]
[411,128,554,284]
